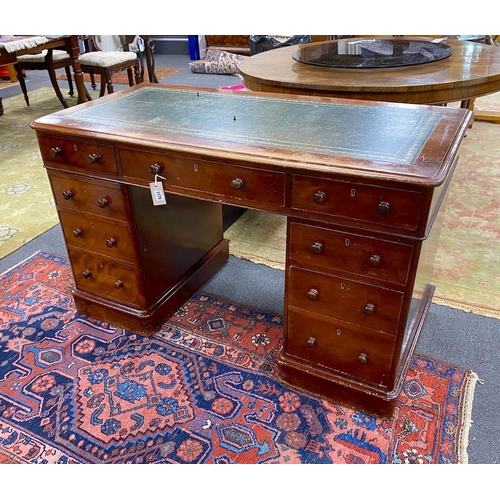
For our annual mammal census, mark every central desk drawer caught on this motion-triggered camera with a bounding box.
[291,175,423,232]
[120,148,285,207]
[49,171,127,221]
[288,266,403,335]
[38,135,117,173]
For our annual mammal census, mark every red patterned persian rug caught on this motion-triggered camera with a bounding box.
[0,252,477,464]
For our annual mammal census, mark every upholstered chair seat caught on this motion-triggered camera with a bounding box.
[14,48,74,108]
[78,51,137,67]
[78,36,141,97]
[17,49,71,63]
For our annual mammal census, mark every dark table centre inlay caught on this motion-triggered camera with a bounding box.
[293,39,454,69]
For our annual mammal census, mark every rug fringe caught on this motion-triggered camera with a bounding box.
[432,297,500,320]
[457,371,479,464]
[230,251,285,271]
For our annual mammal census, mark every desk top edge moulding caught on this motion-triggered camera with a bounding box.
[31,84,472,417]
[32,83,472,186]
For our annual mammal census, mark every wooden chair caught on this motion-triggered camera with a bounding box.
[14,48,74,108]
[78,35,141,97]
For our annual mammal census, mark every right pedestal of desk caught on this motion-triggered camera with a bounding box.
[277,168,453,418]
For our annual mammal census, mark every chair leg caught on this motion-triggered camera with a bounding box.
[82,37,97,90]
[126,67,134,87]
[99,75,106,97]
[14,64,30,106]
[64,67,74,97]
[137,52,145,82]
[44,48,69,109]
[47,67,69,108]
[104,70,114,95]
[133,63,141,85]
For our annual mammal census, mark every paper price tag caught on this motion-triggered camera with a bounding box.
[149,181,167,206]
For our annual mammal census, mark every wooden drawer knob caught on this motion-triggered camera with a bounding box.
[313,190,327,204]
[98,198,109,208]
[82,270,92,279]
[357,353,368,364]
[88,152,102,164]
[62,190,74,200]
[72,228,82,238]
[149,163,163,175]
[50,146,62,157]
[310,242,323,254]
[106,237,116,248]
[307,337,317,348]
[363,303,376,316]
[377,201,391,215]
[114,280,123,289]
[368,254,382,267]
[307,288,319,301]
[231,178,244,190]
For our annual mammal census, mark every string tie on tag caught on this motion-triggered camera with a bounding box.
[154,174,166,187]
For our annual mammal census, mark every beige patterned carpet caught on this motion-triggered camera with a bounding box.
[1,88,499,319]
[226,95,500,319]
[1,88,70,258]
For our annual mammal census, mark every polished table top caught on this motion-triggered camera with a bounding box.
[0,35,88,104]
[239,38,500,106]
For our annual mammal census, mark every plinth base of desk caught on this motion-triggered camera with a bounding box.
[73,239,229,337]
[276,353,400,418]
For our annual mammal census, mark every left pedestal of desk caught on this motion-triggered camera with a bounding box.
[37,133,228,337]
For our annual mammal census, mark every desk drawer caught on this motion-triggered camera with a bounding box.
[291,175,423,232]
[59,211,134,263]
[286,310,395,387]
[120,148,285,207]
[69,249,143,307]
[289,222,413,286]
[38,135,117,174]
[288,266,403,335]
[49,171,127,221]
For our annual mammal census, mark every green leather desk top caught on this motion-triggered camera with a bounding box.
[32,84,472,185]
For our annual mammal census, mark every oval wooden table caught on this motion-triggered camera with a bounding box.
[239,38,500,122]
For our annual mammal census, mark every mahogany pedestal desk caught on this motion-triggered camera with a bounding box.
[31,83,472,417]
